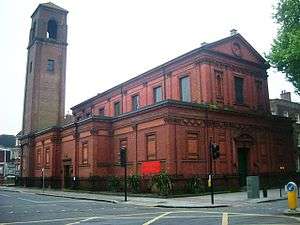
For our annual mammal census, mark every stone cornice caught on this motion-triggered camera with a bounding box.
[195,55,267,78]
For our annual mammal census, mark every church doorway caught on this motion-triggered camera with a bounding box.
[237,148,249,187]
[64,165,71,188]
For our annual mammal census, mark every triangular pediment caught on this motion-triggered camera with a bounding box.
[204,34,266,65]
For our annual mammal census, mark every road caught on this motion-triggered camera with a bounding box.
[0,190,299,225]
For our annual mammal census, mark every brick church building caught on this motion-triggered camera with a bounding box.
[20,3,296,190]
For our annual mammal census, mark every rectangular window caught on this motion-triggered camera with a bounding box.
[114,102,121,116]
[47,59,55,72]
[146,134,156,160]
[36,148,41,164]
[255,80,263,108]
[45,147,50,165]
[215,71,224,100]
[234,77,244,104]
[29,62,32,73]
[153,86,162,103]
[132,95,140,111]
[82,142,88,165]
[187,133,199,159]
[180,76,191,102]
[98,108,105,116]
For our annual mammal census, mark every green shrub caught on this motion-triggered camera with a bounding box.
[128,174,141,193]
[185,176,205,194]
[107,176,121,192]
[152,172,172,196]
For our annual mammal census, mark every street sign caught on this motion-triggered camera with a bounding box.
[287,182,297,192]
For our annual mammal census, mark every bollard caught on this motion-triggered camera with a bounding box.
[287,182,298,210]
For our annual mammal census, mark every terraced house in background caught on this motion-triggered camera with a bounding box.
[20,2,298,191]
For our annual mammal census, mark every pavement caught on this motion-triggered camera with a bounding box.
[0,186,289,209]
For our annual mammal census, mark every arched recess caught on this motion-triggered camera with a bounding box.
[234,133,255,149]
[47,19,57,39]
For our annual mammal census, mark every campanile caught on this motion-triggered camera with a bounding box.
[22,2,68,135]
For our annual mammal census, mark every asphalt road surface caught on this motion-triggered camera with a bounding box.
[0,190,299,225]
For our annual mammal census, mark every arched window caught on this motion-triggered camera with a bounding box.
[47,19,57,39]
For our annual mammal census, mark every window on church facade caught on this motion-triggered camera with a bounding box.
[29,62,32,73]
[215,71,224,101]
[114,102,121,116]
[234,76,244,104]
[36,148,41,165]
[47,59,55,72]
[153,86,162,103]
[146,133,156,160]
[98,108,105,116]
[255,80,263,108]
[132,94,140,111]
[45,147,50,166]
[186,133,199,159]
[180,76,191,102]
[81,142,88,165]
[47,19,57,39]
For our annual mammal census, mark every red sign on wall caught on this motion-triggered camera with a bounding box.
[141,161,161,175]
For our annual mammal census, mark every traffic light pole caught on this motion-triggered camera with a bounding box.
[124,161,127,202]
[209,139,214,205]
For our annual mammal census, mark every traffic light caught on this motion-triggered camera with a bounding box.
[120,146,127,167]
[211,143,220,160]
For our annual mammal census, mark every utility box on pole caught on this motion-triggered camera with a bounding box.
[247,176,260,199]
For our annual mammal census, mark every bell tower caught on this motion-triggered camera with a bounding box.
[22,2,68,135]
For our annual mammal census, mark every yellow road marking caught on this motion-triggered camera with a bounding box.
[142,212,171,225]
[221,212,228,225]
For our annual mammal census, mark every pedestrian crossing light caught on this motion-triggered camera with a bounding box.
[120,146,127,167]
[211,143,220,160]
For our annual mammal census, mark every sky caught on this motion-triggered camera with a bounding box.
[0,0,299,135]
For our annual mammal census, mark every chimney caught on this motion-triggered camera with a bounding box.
[201,42,207,46]
[230,29,237,36]
[280,90,291,101]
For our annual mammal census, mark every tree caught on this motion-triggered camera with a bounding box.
[267,0,300,93]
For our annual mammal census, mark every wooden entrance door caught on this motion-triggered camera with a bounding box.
[238,148,249,187]
[64,165,71,188]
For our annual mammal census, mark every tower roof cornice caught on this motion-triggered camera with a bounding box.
[31,2,68,18]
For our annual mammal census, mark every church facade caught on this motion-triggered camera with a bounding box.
[20,3,296,190]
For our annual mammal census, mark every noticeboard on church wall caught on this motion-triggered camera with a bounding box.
[141,161,161,175]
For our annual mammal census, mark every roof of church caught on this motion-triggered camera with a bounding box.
[40,2,68,12]
[71,33,269,111]
[32,2,68,17]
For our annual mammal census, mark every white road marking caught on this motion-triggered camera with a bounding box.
[0,217,90,225]
[16,198,89,204]
[221,212,228,225]
[66,217,99,225]
[142,212,171,225]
